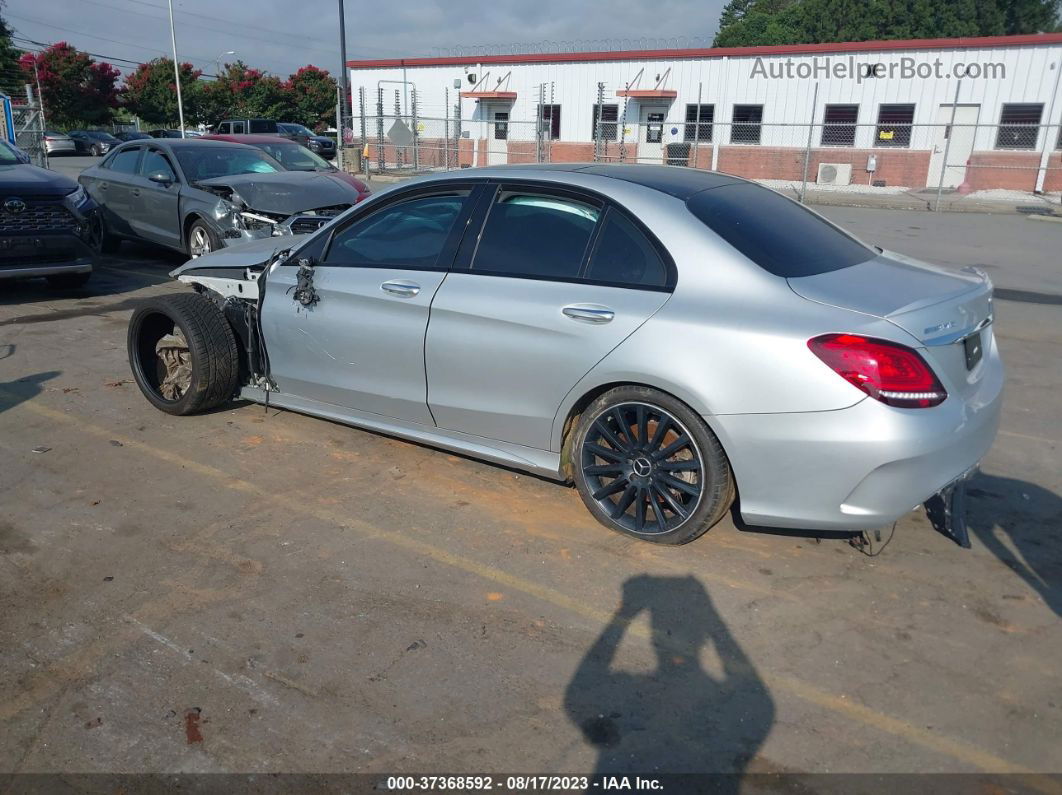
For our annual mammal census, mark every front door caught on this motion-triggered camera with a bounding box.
[130,148,181,249]
[426,184,672,450]
[260,187,479,425]
[927,104,980,188]
[486,104,510,165]
[639,106,667,163]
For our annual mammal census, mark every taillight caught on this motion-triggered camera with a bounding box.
[808,333,947,408]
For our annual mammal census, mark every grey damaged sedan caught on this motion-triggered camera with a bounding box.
[125,165,1002,546]
[79,139,362,258]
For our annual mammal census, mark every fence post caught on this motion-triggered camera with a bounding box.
[692,82,702,169]
[394,90,403,168]
[593,82,604,162]
[411,87,420,172]
[358,87,367,179]
[444,87,451,171]
[454,100,462,168]
[536,83,545,163]
[935,80,963,212]
[376,87,384,173]
[799,82,819,204]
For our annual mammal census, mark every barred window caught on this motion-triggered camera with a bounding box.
[995,103,1043,150]
[592,104,618,141]
[684,104,714,142]
[821,104,858,147]
[731,104,763,145]
[540,104,561,140]
[875,104,914,148]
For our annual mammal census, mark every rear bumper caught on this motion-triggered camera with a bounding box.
[711,343,1004,531]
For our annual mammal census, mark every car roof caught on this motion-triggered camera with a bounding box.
[117,138,259,151]
[414,163,745,199]
[201,134,292,146]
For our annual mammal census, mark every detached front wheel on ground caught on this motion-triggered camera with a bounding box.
[127,292,240,415]
[572,386,734,544]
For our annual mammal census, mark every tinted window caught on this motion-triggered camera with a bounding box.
[141,150,176,180]
[106,148,141,174]
[249,120,277,133]
[217,123,230,134]
[686,182,872,278]
[232,122,245,134]
[325,194,467,269]
[585,210,667,288]
[472,192,600,280]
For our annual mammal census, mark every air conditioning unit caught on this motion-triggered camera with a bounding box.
[817,163,852,186]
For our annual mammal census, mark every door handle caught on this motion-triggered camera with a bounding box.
[99,182,108,190]
[381,279,420,298]
[563,304,615,324]
[132,188,140,197]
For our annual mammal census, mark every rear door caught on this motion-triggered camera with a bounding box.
[261,183,484,425]
[87,146,142,237]
[425,183,674,450]
[128,147,182,249]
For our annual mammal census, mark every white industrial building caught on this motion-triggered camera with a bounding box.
[348,33,1062,192]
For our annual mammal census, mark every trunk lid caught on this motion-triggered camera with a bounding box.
[788,250,994,396]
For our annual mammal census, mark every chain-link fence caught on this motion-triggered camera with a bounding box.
[7,102,48,167]
[353,96,1062,210]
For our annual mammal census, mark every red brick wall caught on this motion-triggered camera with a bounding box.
[965,151,1062,192]
[714,146,931,188]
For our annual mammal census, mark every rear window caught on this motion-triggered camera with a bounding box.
[249,120,278,133]
[686,182,873,277]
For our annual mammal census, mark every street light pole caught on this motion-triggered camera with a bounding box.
[167,0,186,137]
[338,0,348,141]
[214,50,235,76]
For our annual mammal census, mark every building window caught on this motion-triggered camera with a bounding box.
[540,104,561,140]
[821,104,858,147]
[875,104,914,148]
[592,104,618,141]
[996,103,1043,150]
[493,111,509,141]
[684,104,714,142]
[731,104,763,145]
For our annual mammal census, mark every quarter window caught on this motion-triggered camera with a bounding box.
[585,210,667,288]
[821,104,859,147]
[324,193,468,269]
[996,103,1043,150]
[472,191,600,280]
[684,104,714,142]
[875,104,914,147]
[106,148,141,173]
[140,150,176,181]
[731,105,763,144]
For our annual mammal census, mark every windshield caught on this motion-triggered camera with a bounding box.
[256,141,332,171]
[0,142,22,165]
[174,147,282,182]
[88,131,117,141]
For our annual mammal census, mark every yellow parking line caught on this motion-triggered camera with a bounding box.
[2,392,1054,782]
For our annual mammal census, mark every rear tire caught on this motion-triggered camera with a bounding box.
[46,271,91,289]
[571,386,734,545]
[127,292,239,416]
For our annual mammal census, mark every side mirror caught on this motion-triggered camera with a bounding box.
[147,171,173,186]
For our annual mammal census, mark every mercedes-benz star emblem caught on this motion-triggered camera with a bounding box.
[4,198,26,214]
[632,457,653,477]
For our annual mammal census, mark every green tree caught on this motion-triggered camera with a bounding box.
[18,43,120,128]
[285,65,338,131]
[122,58,204,126]
[0,1,24,97]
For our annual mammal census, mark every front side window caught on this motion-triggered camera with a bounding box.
[684,104,714,142]
[731,105,763,144]
[106,148,141,174]
[996,103,1043,150]
[585,210,667,288]
[140,150,176,181]
[472,191,600,280]
[217,123,230,134]
[324,193,468,269]
[822,104,858,147]
[592,104,619,141]
[687,182,873,278]
[875,104,914,147]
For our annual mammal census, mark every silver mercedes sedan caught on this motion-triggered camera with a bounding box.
[126,165,1003,546]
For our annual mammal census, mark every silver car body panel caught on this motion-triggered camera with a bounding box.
[178,164,1003,532]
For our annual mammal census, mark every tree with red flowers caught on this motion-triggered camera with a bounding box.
[286,65,337,132]
[122,57,204,126]
[18,42,120,128]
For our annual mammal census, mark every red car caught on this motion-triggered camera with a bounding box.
[201,134,370,202]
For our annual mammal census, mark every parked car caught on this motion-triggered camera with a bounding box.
[0,143,99,288]
[277,122,336,160]
[124,165,1002,546]
[214,118,279,135]
[68,130,121,156]
[0,140,31,164]
[147,129,202,139]
[114,131,153,142]
[42,130,76,156]
[200,134,369,201]
[79,139,365,257]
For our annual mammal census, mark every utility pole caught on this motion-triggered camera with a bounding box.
[167,0,186,137]
[338,0,349,148]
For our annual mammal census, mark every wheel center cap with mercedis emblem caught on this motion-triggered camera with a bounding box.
[4,198,26,214]
[632,457,653,477]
